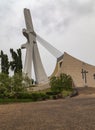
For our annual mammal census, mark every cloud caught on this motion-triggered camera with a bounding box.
[69,0,95,14]
[29,0,95,34]
[0,0,94,49]
[0,0,95,76]
[0,0,95,39]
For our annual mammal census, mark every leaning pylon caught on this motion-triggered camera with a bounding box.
[21,8,48,84]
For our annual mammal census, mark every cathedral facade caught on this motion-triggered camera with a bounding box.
[55,52,95,87]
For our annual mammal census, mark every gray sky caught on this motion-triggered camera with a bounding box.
[0,0,95,77]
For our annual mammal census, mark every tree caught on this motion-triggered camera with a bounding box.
[0,73,11,98]
[0,50,10,74]
[0,73,27,98]
[10,48,23,74]
[11,73,26,93]
[17,49,23,73]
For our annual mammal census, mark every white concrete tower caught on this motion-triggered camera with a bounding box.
[21,8,35,79]
[21,8,48,84]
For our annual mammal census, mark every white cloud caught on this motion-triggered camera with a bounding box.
[0,0,95,77]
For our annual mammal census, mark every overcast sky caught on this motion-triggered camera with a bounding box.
[0,0,95,77]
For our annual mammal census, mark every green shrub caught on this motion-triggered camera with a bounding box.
[50,73,73,94]
[60,73,73,90]
[31,93,49,101]
[8,92,49,101]
[50,76,63,93]
[16,92,33,99]
[46,91,59,95]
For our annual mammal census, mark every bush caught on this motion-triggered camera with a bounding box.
[9,92,49,101]
[11,73,26,92]
[10,92,33,99]
[60,73,73,90]
[50,73,73,94]
[31,93,49,101]
[50,76,63,93]
[46,91,59,95]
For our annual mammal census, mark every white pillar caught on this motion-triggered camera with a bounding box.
[23,44,33,79]
[33,42,48,84]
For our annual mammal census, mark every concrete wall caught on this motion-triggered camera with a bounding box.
[57,52,95,87]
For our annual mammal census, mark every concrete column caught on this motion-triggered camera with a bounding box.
[23,44,33,79]
[33,42,48,84]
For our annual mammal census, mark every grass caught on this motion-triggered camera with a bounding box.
[0,98,33,104]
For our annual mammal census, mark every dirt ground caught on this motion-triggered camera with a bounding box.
[0,94,95,130]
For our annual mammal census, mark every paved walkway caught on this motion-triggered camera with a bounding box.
[0,95,95,130]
